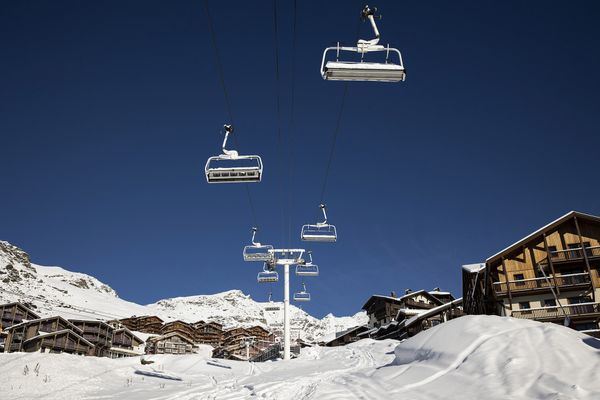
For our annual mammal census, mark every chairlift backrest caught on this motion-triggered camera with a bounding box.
[243,244,274,262]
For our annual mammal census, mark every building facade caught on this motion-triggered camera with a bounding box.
[464,211,600,337]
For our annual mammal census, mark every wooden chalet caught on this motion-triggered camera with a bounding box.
[5,316,93,355]
[110,327,144,358]
[464,211,600,337]
[160,320,195,341]
[193,321,224,347]
[145,332,196,355]
[362,290,444,328]
[119,315,163,334]
[0,302,40,330]
[0,302,40,352]
[69,319,114,357]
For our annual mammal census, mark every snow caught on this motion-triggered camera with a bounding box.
[2,315,600,399]
[462,262,486,273]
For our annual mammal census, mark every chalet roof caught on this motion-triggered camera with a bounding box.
[68,319,112,329]
[148,331,195,345]
[247,325,270,333]
[114,327,144,344]
[0,302,40,319]
[486,211,600,264]
[361,290,442,310]
[400,298,463,331]
[462,263,486,273]
[7,316,83,335]
[163,320,192,326]
[121,315,164,322]
[23,329,94,348]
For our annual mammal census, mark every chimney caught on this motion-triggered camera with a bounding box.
[390,291,397,298]
[405,288,412,295]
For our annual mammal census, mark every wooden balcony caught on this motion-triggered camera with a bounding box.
[511,302,600,321]
[493,272,591,296]
[544,245,600,265]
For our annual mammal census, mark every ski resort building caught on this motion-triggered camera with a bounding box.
[359,289,463,341]
[4,316,93,355]
[0,302,40,351]
[118,315,163,334]
[69,319,114,357]
[109,327,144,358]
[193,321,224,347]
[145,332,197,355]
[464,211,600,337]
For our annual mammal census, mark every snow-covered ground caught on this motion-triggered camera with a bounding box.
[0,241,366,341]
[2,315,600,400]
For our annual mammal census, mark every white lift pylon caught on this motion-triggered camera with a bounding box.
[268,248,306,361]
[320,5,406,82]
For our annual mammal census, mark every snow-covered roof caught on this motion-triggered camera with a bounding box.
[401,298,464,330]
[23,329,94,347]
[486,211,600,263]
[462,263,486,273]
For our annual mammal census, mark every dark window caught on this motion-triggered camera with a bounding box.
[574,322,598,331]
[568,243,582,259]
[519,302,531,310]
[544,299,556,307]
[548,245,558,258]
[513,274,526,286]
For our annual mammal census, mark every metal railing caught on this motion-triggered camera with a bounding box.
[544,245,600,263]
[493,272,591,294]
[512,302,600,320]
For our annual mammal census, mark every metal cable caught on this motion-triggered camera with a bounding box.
[203,0,259,229]
[272,0,285,245]
[287,0,297,249]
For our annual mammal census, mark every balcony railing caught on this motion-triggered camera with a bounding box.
[544,245,600,264]
[493,272,591,294]
[512,302,600,320]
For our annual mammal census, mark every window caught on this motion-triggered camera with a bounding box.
[548,245,558,258]
[568,296,592,305]
[544,299,556,308]
[513,273,525,286]
[568,243,582,259]
[518,301,531,310]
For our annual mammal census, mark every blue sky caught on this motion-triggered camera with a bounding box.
[1,1,600,318]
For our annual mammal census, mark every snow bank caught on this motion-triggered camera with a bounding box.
[3,315,600,399]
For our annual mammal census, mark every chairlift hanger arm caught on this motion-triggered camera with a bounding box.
[361,5,381,46]
[221,124,237,157]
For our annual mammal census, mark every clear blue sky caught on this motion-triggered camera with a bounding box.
[1,1,599,318]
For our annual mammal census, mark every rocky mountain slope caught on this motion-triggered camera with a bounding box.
[0,241,366,340]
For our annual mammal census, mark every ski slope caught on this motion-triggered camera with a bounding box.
[2,315,600,399]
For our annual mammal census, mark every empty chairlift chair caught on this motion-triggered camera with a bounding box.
[257,263,279,283]
[293,283,311,302]
[243,228,274,262]
[205,124,263,183]
[301,204,337,242]
[264,292,281,312]
[320,6,406,82]
[295,251,319,277]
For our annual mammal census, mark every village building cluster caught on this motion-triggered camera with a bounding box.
[2,210,600,359]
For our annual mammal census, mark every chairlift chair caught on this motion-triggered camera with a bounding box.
[301,204,337,242]
[205,124,263,183]
[257,263,279,283]
[243,228,274,262]
[293,283,311,302]
[265,292,281,312]
[320,6,406,82]
[295,251,320,277]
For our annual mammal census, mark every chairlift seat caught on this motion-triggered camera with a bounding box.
[243,244,274,262]
[205,155,263,184]
[265,305,281,312]
[257,271,279,283]
[293,292,311,302]
[323,61,406,82]
[301,224,337,242]
[296,264,319,277]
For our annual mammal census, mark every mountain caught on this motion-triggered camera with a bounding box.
[0,241,366,340]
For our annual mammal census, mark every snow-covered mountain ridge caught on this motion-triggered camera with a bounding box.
[0,241,366,340]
